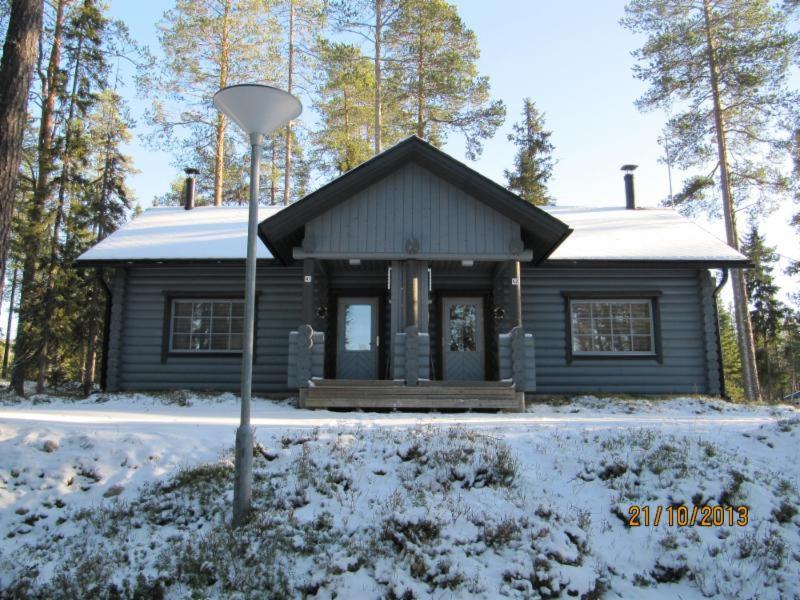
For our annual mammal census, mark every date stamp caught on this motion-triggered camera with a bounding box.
[627,504,749,527]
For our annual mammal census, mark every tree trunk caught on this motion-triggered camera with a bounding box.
[374,0,382,153]
[0,0,44,303]
[2,268,19,378]
[12,0,67,396]
[37,33,84,392]
[283,0,295,206]
[213,0,232,206]
[270,140,277,204]
[416,31,424,138]
[702,0,761,401]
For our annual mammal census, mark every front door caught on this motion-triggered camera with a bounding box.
[442,297,484,380]
[336,297,379,379]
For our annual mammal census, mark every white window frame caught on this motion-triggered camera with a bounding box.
[169,298,245,353]
[569,298,656,357]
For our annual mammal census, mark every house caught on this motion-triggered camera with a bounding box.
[77,136,748,410]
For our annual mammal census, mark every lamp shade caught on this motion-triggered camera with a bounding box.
[213,84,302,136]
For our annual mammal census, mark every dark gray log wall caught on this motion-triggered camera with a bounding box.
[305,162,522,257]
[521,267,721,395]
[109,264,302,393]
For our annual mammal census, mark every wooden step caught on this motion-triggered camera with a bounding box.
[299,381,524,412]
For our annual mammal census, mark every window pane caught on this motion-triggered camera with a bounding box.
[448,304,477,352]
[632,318,652,334]
[212,302,231,317]
[592,303,611,319]
[573,335,594,352]
[191,318,211,335]
[174,301,192,317]
[344,304,372,351]
[572,303,591,319]
[190,335,210,350]
[193,302,211,317]
[632,336,653,352]
[611,304,630,319]
[211,318,230,334]
[596,335,613,352]
[172,334,190,350]
[230,334,243,350]
[613,335,632,352]
[630,303,651,318]
[230,318,244,334]
[173,317,191,334]
[210,334,230,350]
[573,318,593,335]
[231,302,245,317]
[594,318,612,335]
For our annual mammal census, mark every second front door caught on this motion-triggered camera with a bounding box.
[336,297,379,379]
[442,297,484,381]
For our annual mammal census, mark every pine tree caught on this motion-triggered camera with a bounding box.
[504,99,554,206]
[385,0,505,160]
[741,224,788,401]
[622,0,799,401]
[147,0,281,206]
[718,301,744,401]
[313,41,375,174]
[0,0,43,299]
[328,0,402,154]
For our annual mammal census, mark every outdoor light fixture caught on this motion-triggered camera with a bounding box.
[213,84,301,527]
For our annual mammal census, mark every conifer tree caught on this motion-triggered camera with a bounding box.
[328,0,402,153]
[741,224,788,401]
[622,0,799,400]
[0,0,43,299]
[148,0,281,206]
[718,301,744,401]
[385,0,505,159]
[504,99,554,206]
[313,41,375,174]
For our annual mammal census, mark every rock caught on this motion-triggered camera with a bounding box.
[103,484,124,498]
[41,439,59,453]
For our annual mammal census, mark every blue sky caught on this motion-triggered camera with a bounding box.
[106,0,798,297]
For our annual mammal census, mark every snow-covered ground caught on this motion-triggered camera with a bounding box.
[0,392,798,599]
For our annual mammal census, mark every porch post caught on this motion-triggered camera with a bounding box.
[404,260,418,327]
[512,260,523,328]
[302,258,315,327]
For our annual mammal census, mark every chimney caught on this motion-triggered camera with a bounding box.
[183,168,199,210]
[621,164,637,210]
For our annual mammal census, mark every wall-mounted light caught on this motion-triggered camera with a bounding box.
[461,260,474,267]
[348,259,361,266]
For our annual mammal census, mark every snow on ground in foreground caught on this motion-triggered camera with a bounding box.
[0,392,798,599]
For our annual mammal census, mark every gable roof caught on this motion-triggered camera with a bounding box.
[258,136,572,264]
[76,206,282,264]
[543,206,748,266]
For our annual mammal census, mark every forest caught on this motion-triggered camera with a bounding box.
[0,0,798,402]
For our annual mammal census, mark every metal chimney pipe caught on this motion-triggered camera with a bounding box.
[183,168,199,210]
[621,164,637,210]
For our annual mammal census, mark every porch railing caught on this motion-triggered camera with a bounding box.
[498,326,536,392]
[287,325,325,388]
[391,325,431,384]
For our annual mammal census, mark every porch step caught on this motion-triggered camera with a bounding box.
[300,381,524,411]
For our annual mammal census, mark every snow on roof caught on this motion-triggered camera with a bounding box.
[77,204,747,264]
[77,206,284,262]
[542,206,747,263]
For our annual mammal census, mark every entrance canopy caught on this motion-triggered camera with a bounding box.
[258,136,571,265]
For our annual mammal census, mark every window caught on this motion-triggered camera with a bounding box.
[448,303,477,352]
[169,299,244,353]
[569,299,655,356]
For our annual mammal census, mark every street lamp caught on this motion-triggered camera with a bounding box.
[213,84,302,526]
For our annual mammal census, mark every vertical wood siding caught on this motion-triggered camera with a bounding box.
[522,267,719,395]
[305,162,522,257]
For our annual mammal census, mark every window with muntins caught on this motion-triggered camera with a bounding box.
[170,299,244,352]
[570,299,655,355]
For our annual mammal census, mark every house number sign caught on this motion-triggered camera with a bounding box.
[304,275,312,283]
[511,277,519,286]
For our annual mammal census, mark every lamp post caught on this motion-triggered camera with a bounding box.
[213,84,301,526]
